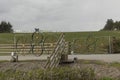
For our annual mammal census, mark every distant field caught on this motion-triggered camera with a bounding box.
[0,31,120,44]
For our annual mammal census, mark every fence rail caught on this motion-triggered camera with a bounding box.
[0,42,68,55]
[1,36,120,55]
[0,43,54,54]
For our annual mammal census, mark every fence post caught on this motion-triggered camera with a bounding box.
[67,42,71,54]
[10,52,18,62]
[108,36,112,54]
[14,34,16,52]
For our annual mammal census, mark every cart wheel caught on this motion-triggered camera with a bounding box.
[31,31,44,56]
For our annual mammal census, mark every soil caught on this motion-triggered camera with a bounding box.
[0,60,119,79]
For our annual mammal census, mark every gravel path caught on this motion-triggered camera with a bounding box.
[0,54,120,62]
[69,54,120,62]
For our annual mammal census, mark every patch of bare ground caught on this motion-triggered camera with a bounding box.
[0,61,45,72]
[61,60,120,79]
[70,63,120,79]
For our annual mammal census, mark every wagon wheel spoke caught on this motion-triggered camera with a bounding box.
[31,30,44,56]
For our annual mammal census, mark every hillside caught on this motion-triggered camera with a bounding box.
[0,31,120,44]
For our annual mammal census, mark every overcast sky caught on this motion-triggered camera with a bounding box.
[0,0,120,32]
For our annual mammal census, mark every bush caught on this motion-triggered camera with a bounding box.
[0,67,96,80]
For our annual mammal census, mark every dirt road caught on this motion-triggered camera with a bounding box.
[0,54,120,62]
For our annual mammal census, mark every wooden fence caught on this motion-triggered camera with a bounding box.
[0,42,67,55]
[0,42,68,55]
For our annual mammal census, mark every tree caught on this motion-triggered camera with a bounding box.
[114,21,120,30]
[0,21,13,33]
[102,19,114,30]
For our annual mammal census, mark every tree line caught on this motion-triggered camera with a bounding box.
[0,21,13,33]
[102,19,120,31]
[0,19,120,33]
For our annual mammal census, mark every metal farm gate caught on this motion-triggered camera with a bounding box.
[71,36,120,54]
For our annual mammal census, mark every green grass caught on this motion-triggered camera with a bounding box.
[78,59,107,65]
[0,66,118,80]
[0,33,14,44]
[109,62,120,68]
[65,31,120,41]
[0,31,120,44]
[0,60,119,80]
[0,67,95,80]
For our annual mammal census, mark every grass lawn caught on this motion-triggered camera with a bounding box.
[0,31,120,43]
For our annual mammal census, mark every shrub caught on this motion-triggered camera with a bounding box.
[0,67,96,80]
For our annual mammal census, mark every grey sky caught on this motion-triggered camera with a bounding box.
[0,0,120,32]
